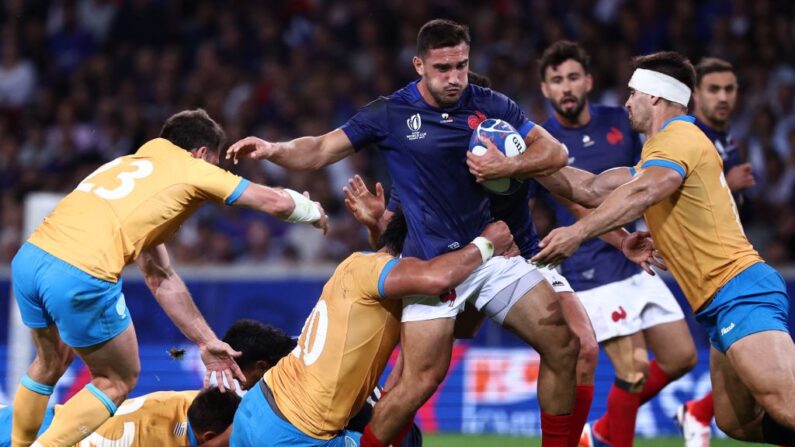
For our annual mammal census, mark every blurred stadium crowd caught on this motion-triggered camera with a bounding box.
[0,0,793,265]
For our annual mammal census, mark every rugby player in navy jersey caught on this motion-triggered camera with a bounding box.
[675,57,754,447]
[528,41,698,447]
[227,19,592,447]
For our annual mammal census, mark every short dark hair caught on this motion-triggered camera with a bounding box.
[416,19,470,57]
[538,40,592,80]
[376,208,407,255]
[187,387,241,435]
[222,320,296,370]
[468,71,491,88]
[695,57,734,86]
[633,51,696,93]
[159,108,226,152]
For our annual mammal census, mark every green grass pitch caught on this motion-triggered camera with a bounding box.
[424,434,764,446]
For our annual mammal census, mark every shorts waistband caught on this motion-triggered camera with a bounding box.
[260,378,290,424]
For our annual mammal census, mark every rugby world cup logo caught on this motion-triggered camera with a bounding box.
[407,113,422,131]
[406,113,427,140]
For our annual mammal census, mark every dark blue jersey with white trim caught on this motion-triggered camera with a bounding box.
[342,80,534,259]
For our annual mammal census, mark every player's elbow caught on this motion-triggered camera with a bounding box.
[551,142,569,171]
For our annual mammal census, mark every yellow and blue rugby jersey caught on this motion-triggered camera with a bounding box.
[266,251,401,440]
[28,138,248,282]
[65,390,200,447]
[634,116,761,311]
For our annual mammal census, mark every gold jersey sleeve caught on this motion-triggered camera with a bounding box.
[636,120,761,311]
[28,138,248,282]
[63,390,199,447]
[266,251,402,439]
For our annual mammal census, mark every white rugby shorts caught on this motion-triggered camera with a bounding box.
[576,271,685,343]
[401,256,544,322]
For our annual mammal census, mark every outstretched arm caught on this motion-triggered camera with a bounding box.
[381,221,514,298]
[226,129,354,171]
[136,244,245,391]
[532,166,682,266]
[343,175,391,247]
[551,193,666,275]
[536,165,634,208]
[235,183,329,234]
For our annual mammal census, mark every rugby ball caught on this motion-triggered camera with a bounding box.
[468,119,526,194]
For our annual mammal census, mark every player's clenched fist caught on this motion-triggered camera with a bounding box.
[480,220,514,256]
[226,136,275,164]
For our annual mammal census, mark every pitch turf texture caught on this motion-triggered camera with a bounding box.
[424,435,759,446]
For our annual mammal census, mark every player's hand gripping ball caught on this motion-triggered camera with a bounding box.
[468,119,526,194]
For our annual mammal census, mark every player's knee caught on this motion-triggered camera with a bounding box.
[549,326,580,370]
[32,353,71,384]
[715,414,753,441]
[757,393,795,427]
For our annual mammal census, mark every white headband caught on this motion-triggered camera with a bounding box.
[628,68,692,107]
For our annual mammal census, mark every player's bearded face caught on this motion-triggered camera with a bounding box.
[625,90,651,132]
[694,72,737,127]
[417,43,470,107]
[542,60,592,121]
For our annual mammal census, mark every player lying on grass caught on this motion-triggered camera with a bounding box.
[530,51,795,446]
[221,320,423,447]
[10,109,328,447]
[230,211,515,446]
[0,387,239,447]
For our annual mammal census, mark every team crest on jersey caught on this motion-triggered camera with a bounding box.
[406,114,426,140]
[606,127,624,145]
[467,110,487,129]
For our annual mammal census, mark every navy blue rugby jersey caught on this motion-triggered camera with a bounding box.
[539,105,643,291]
[693,117,741,173]
[341,80,535,259]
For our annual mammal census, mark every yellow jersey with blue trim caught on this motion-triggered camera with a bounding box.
[265,251,401,439]
[60,390,200,447]
[634,116,761,311]
[28,138,249,282]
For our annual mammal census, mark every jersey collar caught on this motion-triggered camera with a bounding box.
[660,114,695,130]
[186,420,199,447]
[409,79,469,111]
[692,116,727,138]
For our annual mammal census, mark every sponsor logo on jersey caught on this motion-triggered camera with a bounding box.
[440,112,454,124]
[582,134,595,148]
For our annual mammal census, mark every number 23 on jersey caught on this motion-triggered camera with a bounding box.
[76,158,154,200]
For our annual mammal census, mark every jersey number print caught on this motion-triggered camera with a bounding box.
[291,300,329,366]
[76,158,154,200]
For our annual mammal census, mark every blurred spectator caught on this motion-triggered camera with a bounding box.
[0,0,793,265]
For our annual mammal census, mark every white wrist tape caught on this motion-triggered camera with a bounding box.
[470,237,494,264]
[285,189,322,223]
[628,68,692,107]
